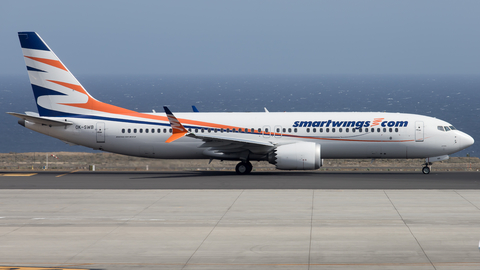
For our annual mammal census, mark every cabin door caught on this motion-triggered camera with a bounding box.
[96,122,105,143]
[415,121,424,142]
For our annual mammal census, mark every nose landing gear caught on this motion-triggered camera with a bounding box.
[422,161,432,174]
[235,161,253,175]
[421,155,449,174]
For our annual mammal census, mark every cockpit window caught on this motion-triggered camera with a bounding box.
[437,126,445,131]
[449,126,457,130]
[444,126,451,131]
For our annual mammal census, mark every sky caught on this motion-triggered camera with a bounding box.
[1,0,480,76]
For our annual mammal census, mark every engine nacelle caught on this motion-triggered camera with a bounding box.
[268,142,322,170]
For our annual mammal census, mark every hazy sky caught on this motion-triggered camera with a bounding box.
[1,0,480,75]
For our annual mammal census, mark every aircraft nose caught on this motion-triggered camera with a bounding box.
[459,132,474,150]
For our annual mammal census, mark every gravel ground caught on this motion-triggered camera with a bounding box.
[1,152,479,172]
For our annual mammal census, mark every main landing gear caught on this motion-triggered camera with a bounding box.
[235,161,253,175]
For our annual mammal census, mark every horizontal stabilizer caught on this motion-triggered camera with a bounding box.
[7,112,73,126]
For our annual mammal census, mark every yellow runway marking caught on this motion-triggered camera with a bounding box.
[0,267,90,270]
[56,170,80,178]
[0,173,37,177]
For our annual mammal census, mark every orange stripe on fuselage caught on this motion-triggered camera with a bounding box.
[48,81,264,130]
[25,56,68,71]
[46,81,408,142]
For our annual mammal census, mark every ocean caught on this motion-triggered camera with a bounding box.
[1,74,478,157]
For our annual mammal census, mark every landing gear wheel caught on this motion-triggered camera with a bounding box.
[422,166,430,174]
[236,162,252,175]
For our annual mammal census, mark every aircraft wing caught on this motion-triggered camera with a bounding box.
[187,132,275,156]
[7,112,73,126]
[163,107,275,156]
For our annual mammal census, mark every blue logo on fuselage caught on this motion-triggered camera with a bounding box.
[292,120,408,129]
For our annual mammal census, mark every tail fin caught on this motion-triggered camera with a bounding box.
[18,32,134,117]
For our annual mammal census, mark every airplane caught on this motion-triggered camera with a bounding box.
[8,32,474,174]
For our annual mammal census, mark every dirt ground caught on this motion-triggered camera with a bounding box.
[1,152,479,172]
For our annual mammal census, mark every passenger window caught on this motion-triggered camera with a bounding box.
[140,129,143,133]
[122,129,125,133]
[359,128,362,132]
[151,129,154,133]
[157,128,161,133]
[163,128,166,133]
[313,128,316,133]
[282,128,286,133]
[208,128,211,133]
[383,128,386,133]
[371,128,374,133]
[294,128,297,133]
[306,128,310,133]
[346,128,349,133]
[288,128,292,133]
[389,128,392,132]
[395,128,399,132]
[169,128,172,133]
[339,128,342,132]
[326,128,330,133]
[134,129,137,133]
[258,128,262,133]
[128,129,131,133]
[145,129,149,133]
[352,128,355,133]
[195,128,198,133]
[320,128,323,133]
[276,128,280,132]
[377,128,380,133]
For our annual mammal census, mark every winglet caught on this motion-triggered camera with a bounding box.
[164,106,188,143]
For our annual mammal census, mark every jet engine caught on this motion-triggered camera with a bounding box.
[268,142,322,170]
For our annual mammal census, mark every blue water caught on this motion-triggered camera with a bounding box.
[1,74,479,157]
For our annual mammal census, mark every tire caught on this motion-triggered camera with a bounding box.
[235,162,249,175]
[422,166,430,174]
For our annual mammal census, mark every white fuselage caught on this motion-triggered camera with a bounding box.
[24,111,473,160]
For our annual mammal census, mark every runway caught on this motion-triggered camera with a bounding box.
[0,171,479,189]
[1,171,480,270]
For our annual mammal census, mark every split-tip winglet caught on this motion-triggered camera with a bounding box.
[163,106,188,143]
